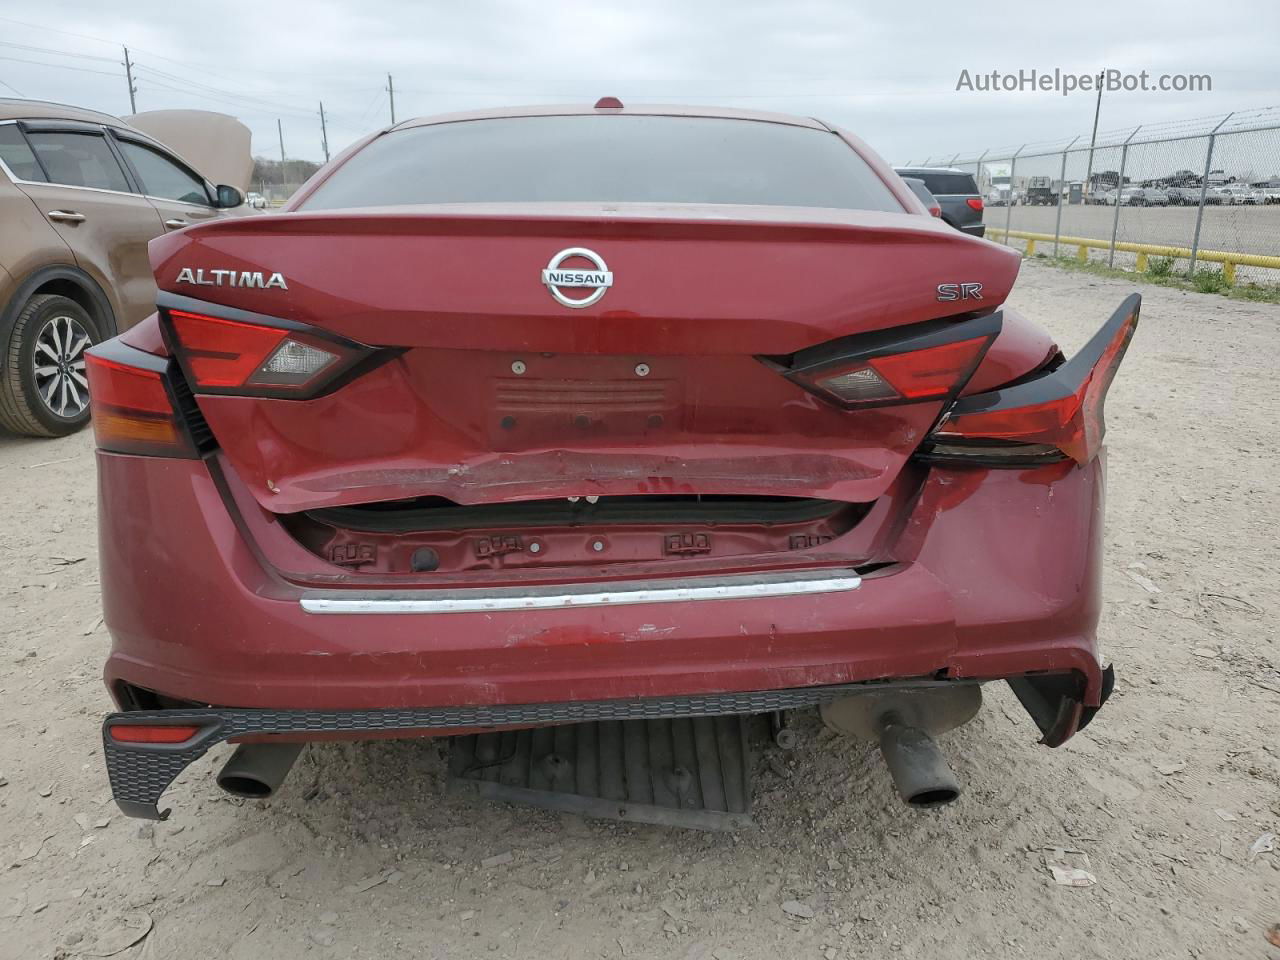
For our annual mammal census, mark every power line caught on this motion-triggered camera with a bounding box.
[0,19,330,122]
[0,14,377,84]
[0,54,122,78]
[0,15,123,49]
[133,64,319,119]
[0,78,26,96]
[134,75,315,120]
[356,88,386,126]
[0,39,118,62]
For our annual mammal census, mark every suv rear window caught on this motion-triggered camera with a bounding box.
[899,171,979,196]
[303,115,903,212]
[0,125,45,181]
[26,131,130,193]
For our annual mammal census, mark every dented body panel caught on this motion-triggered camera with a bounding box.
[99,451,1106,712]
[94,104,1128,819]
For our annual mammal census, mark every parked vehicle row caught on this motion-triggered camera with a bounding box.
[1086,184,1279,206]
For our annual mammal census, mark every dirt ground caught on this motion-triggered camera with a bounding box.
[1,259,1277,960]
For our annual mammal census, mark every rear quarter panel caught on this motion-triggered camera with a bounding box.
[0,179,76,298]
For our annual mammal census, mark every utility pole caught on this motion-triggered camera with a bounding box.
[1083,74,1104,198]
[122,46,137,114]
[386,73,396,124]
[277,119,287,189]
[318,101,330,162]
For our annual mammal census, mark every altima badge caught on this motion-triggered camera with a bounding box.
[176,267,288,290]
[541,247,613,308]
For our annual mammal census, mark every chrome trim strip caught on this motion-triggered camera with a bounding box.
[146,195,216,210]
[0,168,136,198]
[301,569,861,615]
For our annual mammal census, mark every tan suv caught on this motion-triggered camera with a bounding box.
[0,99,251,437]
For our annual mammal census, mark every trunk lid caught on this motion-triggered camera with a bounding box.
[150,204,1019,513]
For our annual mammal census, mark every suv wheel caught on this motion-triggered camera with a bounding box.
[0,293,102,438]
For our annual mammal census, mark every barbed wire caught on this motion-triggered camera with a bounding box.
[914,106,1280,166]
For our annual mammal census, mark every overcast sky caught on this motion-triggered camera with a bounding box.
[2,0,1278,167]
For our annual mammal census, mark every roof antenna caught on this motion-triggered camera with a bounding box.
[594,96,624,110]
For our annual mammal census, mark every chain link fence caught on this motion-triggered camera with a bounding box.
[909,107,1280,287]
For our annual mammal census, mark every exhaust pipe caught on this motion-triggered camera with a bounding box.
[877,720,961,808]
[216,742,304,799]
[821,686,977,809]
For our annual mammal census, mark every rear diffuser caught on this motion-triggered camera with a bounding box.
[448,717,753,831]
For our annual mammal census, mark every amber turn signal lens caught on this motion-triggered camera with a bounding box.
[85,351,197,458]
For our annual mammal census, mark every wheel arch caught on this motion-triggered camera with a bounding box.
[1,264,119,340]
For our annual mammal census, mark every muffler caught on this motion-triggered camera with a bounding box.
[820,684,980,809]
[876,720,961,807]
[216,742,304,799]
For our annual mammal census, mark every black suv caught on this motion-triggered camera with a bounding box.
[893,167,985,238]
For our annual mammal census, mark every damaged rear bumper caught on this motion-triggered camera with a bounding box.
[98,442,1115,819]
[103,670,1112,820]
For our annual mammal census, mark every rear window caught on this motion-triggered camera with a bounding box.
[25,131,130,193]
[900,171,978,196]
[0,125,45,181]
[303,115,903,212]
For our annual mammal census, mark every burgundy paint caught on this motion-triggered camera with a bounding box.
[98,104,1108,752]
[99,452,1104,713]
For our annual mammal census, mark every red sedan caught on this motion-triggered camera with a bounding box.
[89,101,1136,825]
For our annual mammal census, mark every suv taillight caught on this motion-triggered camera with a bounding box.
[966,197,984,211]
[923,294,1140,466]
[85,343,200,458]
[779,313,1002,410]
[160,296,379,399]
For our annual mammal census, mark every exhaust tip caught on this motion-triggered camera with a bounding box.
[216,742,303,799]
[877,722,962,810]
[216,773,276,799]
[905,786,961,808]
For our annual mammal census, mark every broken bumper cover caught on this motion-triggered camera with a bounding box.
[104,680,942,820]
[98,449,1115,819]
[102,671,1112,820]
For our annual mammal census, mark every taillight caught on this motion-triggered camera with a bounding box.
[781,313,1002,410]
[928,204,942,217]
[161,297,377,398]
[85,343,199,458]
[966,197,984,211]
[925,294,1140,465]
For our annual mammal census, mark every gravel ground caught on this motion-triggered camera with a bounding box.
[0,259,1277,960]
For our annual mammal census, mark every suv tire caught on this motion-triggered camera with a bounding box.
[0,293,102,438]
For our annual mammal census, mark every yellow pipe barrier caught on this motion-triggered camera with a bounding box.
[986,228,1280,286]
